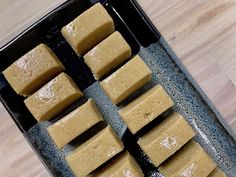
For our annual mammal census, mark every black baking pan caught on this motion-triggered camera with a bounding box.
[0,0,236,176]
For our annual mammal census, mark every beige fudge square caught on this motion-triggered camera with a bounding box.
[3,43,65,96]
[138,113,196,166]
[61,3,114,56]
[119,85,174,134]
[24,73,83,121]
[208,168,226,177]
[91,151,144,177]
[84,31,131,80]
[47,99,103,149]
[65,126,123,177]
[159,140,216,177]
[100,55,152,104]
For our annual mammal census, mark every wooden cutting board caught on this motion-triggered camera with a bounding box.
[0,0,236,176]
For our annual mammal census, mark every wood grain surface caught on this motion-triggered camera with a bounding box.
[0,0,66,47]
[0,0,236,176]
[0,103,50,177]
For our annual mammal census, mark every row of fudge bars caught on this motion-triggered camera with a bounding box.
[2,3,226,177]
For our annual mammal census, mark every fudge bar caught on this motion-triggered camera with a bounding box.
[138,112,195,166]
[84,31,131,80]
[100,55,152,104]
[65,126,123,177]
[91,151,143,177]
[61,3,114,56]
[24,73,83,121]
[3,44,64,96]
[47,99,103,149]
[159,140,216,177]
[208,168,226,177]
[119,85,174,134]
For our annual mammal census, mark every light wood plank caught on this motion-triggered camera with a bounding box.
[0,0,66,47]
[0,102,50,177]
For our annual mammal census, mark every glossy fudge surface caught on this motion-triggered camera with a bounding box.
[92,151,144,177]
[65,126,123,177]
[138,112,195,166]
[61,3,114,56]
[84,31,131,80]
[100,55,152,104]
[159,141,216,177]
[24,73,83,121]
[47,99,103,149]
[208,168,226,177]
[3,43,64,96]
[119,85,174,134]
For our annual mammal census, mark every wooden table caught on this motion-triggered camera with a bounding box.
[0,0,236,176]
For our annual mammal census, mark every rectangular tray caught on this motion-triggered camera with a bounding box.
[0,0,236,176]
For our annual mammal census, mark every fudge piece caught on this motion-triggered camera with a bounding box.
[208,168,227,177]
[66,126,123,177]
[3,44,64,96]
[84,31,131,80]
[47,99,103,149]
[119,85,174,134]
[24,73,83,121]
[100,55,152,104]
[138,113,196,166]
[61,3,114,56]
[159,140,216,177]
[92,151,144,177]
